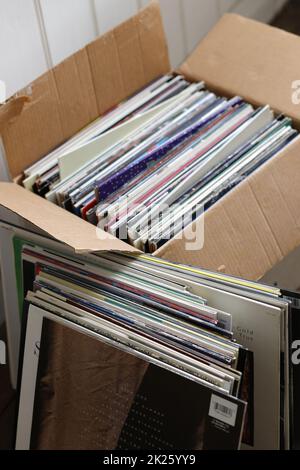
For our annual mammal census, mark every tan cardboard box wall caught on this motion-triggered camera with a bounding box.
[1,0,300,283]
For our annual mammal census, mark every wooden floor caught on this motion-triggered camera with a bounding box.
[0,0,299,451]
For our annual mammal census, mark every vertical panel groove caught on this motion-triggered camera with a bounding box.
[90,0,100,36]
[33,0,53,69]
[179,0,188,58]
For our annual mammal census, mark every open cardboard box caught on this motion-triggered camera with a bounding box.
[1,0,300,385]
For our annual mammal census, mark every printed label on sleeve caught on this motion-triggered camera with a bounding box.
[208,394,238,427]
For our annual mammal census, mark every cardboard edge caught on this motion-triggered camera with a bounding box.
[0,182,140,255]
[155,137,300,281]
[179,12,299,72]
[178,13,300,130]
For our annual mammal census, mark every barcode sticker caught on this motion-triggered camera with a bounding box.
[208,394,238,427]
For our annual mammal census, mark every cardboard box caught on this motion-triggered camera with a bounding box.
[1,1,300,382]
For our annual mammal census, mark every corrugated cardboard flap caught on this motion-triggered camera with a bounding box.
[180,13,300,128]
[156,137,300,281]
[0,182,139,254]
[0,0,170,178]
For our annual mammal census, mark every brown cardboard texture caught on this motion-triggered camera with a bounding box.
[1,4,300,281]
[180,13,300,129]
[0,96,30,132]
[0,182,138,254]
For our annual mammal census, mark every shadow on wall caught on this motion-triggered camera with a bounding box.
[272,0,300,35]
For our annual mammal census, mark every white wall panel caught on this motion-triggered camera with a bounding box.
[182,0,219,53]
[0,0,291,105]
[233,0,281,23]
[0,0,47,98]
[94,0,138,34]
[158,0,187,67]
[40,0,97,65]
[218,0,239,15]
[139,0,150,7]
[218,0,288,18]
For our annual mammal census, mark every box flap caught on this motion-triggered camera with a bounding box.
[180,13,300,128]
[0,1,170,178]
[0,182,139,254]
[156,137,300,282]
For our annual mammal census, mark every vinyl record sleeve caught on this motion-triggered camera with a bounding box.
[16,307,246,450]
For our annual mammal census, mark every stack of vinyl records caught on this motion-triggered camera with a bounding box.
[21,74,299,252]
[13,229,299,450]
